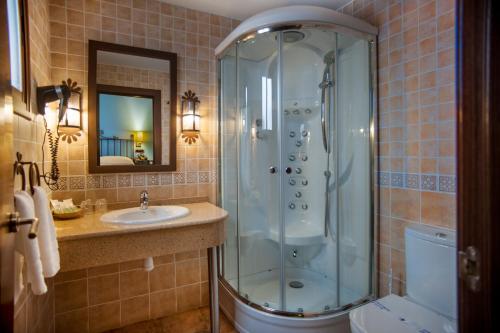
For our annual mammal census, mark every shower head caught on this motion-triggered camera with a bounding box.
[283,30,305,43]
[324,50,335,65]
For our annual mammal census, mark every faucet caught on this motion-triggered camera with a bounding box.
[140,190,149,210]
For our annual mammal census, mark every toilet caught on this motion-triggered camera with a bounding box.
[349,224,457,333]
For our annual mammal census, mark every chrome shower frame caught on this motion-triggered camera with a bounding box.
[216,21,379,319]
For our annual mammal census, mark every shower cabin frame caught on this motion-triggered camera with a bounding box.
[216,20,379,320]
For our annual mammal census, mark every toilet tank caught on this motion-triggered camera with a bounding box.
[405,224,457,320]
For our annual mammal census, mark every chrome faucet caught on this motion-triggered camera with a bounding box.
[140,190,149,210]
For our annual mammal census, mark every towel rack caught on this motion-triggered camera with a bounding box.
[10,152,41,238]
[14,152,42,195]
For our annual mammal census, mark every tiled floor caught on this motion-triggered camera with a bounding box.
[107,307,237,333]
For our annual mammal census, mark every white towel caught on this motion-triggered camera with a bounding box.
[32,186,60,277]
[14,252,24,303]
[14,191,47,295]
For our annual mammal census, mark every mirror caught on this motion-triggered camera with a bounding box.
[88,40,177,173]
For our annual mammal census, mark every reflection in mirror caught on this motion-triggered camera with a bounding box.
[98,88,159,166]
[88,41,177,173]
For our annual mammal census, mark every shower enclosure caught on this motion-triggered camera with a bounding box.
[217,6,377,332]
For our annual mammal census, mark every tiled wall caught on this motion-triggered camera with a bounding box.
[337,0,456,295]
[14,1,239,332]
[53,250,209,333]
[14,0,55,332]
[47,0,239,206]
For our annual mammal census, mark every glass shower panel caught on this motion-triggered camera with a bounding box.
[219,45,238,290]
[281,28,338,313]
[236,32,281,310]
[336,33,372,305]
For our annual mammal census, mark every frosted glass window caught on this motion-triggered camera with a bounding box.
[7,0,23,92]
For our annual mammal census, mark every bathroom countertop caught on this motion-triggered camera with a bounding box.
[55,202,228,241]
[54,202,228,271]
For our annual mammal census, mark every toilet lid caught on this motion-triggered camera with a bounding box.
[349,294,457,333]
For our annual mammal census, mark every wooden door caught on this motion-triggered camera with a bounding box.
[0,0,15,332]
[457,0,499,331]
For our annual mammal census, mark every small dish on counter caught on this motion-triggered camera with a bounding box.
[52,207,84,220]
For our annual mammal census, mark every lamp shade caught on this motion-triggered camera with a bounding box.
[181,90,200,144]
[58,78,82,143]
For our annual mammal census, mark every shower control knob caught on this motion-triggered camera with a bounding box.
[295,192,302,198]
[289,131,296,138]
[284,109,290,115]
[301,155,308,161]
[289,179,296,186]
[305,108,312,114]
[302,204,308,210]
[295,140,302,147]
[285,167,292,174]
[288,154,296,161]
[293,109,300,115]
[289,202,296,209]
[301,130,308,137]
[301,180,308,186]
[295,168,302,174]
[269,166,277,174]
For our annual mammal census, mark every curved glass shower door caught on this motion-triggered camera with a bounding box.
[220,32,283,309]
[219,26,374,316]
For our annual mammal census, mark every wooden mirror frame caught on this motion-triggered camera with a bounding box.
[88,40,177,173]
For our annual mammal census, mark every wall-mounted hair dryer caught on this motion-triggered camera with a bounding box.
[36,84,71,119]
[36,84,71,190]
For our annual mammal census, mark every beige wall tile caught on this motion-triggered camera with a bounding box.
[176,284,200,312]
[88,274,120,305]
[390,188,420,221]
[55,279,88,313]
[421,191,456,228]
[89,301,121,333]
[149,263,175,292]
[121,295,150,326]
[120,269,149,298]
[150,289,176,319]
[175,259,200,287]
[55,308,89,333]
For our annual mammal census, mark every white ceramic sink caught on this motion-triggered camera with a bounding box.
[101,206,190,224]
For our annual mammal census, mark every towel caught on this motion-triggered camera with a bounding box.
[14,191,47,295]
[32,186,60,277]
[14,252,24,303]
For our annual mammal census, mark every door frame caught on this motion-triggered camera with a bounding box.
[0,0,15,331]
[456,0,498,331]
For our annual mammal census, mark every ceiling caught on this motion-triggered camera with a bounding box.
[161,0,351,20]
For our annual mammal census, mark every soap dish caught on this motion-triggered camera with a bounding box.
[52,208,83,220]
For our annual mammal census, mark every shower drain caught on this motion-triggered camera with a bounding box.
[289,281,304,289]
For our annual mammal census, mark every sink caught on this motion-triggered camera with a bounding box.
[101,206,190,224]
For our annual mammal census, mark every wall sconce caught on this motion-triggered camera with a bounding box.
[58,78,82,143]
[181,90,200,144]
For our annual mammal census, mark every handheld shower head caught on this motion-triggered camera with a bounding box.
[323,50,335,66]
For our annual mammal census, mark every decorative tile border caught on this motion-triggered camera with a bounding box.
[147,174,160,186]
[103,175,117,188]
[378,172,456,193]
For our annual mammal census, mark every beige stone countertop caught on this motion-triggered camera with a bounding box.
[55,202,228,241]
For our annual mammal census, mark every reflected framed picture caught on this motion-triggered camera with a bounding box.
[7,0,31,119]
